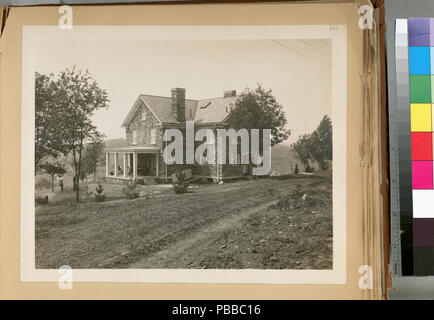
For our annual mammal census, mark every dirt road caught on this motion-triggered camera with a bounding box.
[35,175,332,269]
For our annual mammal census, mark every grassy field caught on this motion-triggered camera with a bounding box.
[35,173,332,270]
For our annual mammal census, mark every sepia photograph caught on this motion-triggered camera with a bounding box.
[21,25,346,283]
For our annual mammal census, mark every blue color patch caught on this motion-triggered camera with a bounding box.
[409,46,431,75]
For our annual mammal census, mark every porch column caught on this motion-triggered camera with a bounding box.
[105,153,108,177]
[123,153,126,178]
[156,153,159,177]
[133,152,137,179]
[114,153,117,176]
[127,153,130,176]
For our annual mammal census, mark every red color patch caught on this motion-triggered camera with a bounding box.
[412,132,433,160]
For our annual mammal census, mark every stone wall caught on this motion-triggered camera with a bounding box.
[125,102,162,147]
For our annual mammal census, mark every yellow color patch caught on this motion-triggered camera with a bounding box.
[411,104,432,132]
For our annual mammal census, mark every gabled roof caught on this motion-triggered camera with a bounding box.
[122,95,198,127]
[121,93,237,127]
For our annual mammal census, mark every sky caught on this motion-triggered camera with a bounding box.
[33,34,331,145]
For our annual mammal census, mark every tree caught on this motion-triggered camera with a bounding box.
[291,134,313,172]
[82,140,105,181]
[35,72,68,167]
[53,67,109,202]
[39,161,66,192]
[291,115,332,172]
[309,115,332,170]
[227,84,290,146]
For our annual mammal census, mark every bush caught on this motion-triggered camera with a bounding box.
[35,195,49,204]
[294,164,299,174]
[94,183,106,202]
[172,171,188,194]
[123,178,139,199]
[35,177,51,190]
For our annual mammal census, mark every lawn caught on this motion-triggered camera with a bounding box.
[35,174,332,269]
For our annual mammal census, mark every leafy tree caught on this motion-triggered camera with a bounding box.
[227,84,290,146]
[52,67,109,202]
[291,134,313,172]
[82,139,104,181]
[309,115,332,170]
[39,161,66,192]
[291,115,332,172]
[35,72,68,167]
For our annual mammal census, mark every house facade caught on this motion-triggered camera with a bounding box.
[105,88,249,183]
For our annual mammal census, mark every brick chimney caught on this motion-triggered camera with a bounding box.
[171,88,186,122]
[223,90,236,98]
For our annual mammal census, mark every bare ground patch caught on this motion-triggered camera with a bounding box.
[35,176,332,270]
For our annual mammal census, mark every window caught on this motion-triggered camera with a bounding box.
[150,128,157,144]
[141,109,146,121]
[230,152,238,164]
[131,129,138,144]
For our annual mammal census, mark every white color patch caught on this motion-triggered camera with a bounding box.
[413,190,434,218]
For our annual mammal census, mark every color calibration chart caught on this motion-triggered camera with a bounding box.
[394,18,434,276]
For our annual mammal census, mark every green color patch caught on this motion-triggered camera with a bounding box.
[431,75,434,103]
[410,75,431,103]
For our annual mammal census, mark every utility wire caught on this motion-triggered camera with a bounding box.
[270,39,331,65]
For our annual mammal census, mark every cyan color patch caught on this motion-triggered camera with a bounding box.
[409,46,431,75]
[431,47,434,74]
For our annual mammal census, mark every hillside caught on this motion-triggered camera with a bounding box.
[103,138,128,150]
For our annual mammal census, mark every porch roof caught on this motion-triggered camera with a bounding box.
[105,146,160,153]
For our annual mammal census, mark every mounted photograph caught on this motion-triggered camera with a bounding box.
[21,25,347,283]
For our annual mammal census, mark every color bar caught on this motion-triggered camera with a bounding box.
[395,18,414,275]
[408,17,434,276]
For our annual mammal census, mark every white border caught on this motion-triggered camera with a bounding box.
[21,25,347,284]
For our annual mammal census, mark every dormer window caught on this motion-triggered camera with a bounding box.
[200,101,211,109]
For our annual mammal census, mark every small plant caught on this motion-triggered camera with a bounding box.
[123,178,139,199]
[172,170,188,194]
[94,183,106,202]
[294,184,303,198]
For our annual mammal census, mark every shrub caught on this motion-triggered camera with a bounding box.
[94,183,106,202]
[172,171,188,194]
[35,177,51,190]
[35,195,49,204]
[294,164,299,174]
[123,178,139,199]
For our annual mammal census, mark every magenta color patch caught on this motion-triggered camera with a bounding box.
[413,161,434,189]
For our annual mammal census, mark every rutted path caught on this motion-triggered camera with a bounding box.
[36,176,328,269]
[129,199,279,268]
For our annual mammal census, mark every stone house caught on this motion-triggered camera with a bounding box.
[105,88,250,183]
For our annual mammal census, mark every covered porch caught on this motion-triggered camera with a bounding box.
[105,146,160,180]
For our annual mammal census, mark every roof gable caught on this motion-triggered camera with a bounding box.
[122,93,237,127]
